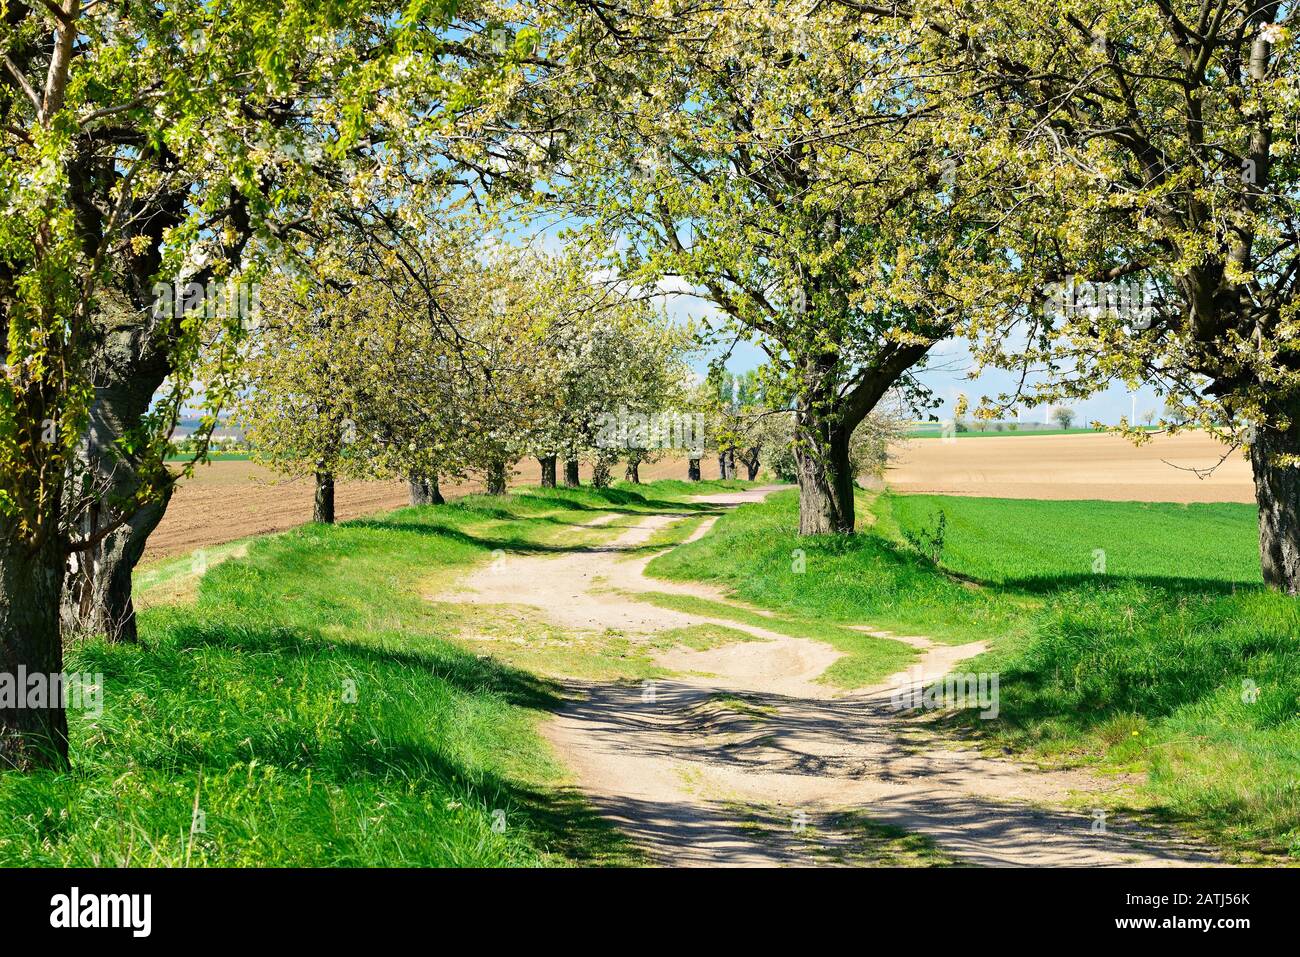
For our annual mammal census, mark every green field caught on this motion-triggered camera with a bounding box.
[648,489,1300,858]
[165,451,252,462]
[881,493,1262,587]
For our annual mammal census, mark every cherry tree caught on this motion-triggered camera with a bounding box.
[520,0,1011,532]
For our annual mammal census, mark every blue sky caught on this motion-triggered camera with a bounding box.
[658,289,1163,427]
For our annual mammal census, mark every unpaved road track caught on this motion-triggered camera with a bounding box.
[443,488,1217,867]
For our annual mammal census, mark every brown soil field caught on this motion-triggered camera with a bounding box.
[146,431,1253,562]
[144,455,720,562]
[886,430,1254,504]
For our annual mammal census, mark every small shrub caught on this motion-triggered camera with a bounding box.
[902,510,947,565]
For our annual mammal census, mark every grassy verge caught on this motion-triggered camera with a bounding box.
[5,484,748,866]
[648,486,1300,859]
[647,489,1031,645]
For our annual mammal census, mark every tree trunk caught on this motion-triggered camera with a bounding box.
[408,475,444,506]
[57,186,260,648]
[625,459,641,483]
[592,460,612,489]
[563,458,580,487]
[486,459,507,495]
[0,536,70,770]
[744,451,760,481]
[61,375,173,644]
[1251,423,1300,592]
[793,416,855,535]
[688,458,701,481]
[314,471,335,523]
[538,455,557,488]
[62,494,170,645]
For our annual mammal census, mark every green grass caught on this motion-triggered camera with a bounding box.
[430,603,761,683]
[1,485,710,866]
[623,513,713,556]
[12,474,1298,862]
[647,489,1030,645]
[0,479,761,866]
[651,623,760,652]
[165,451,252,461]
[882,493,1261,588]
[648,486,1300,859]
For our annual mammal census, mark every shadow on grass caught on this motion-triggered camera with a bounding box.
[167,619,564,712]
[98,622,639,864]
[507,490,727,515]
[351,512,720,559]
[991,571,1260,598]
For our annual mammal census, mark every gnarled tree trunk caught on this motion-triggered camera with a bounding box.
[58,181,250,650]
[486,459,507,495]
[563,458,580,487]
[591,459,612,488]
[63,495,170,645]
[314,471,335,523]
[742,448,760,481]
[408,475,444,506]
[794,415,855,535]
[61,368,172,644]
[1251,422,1300,593]
[1,535,69,770]
[625,458,641,483]
[789,342,929,535]
[688,458,701,481]
[538,455,557,488]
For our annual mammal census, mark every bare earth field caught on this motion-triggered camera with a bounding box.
[887,430,1254,503]
[147,430,1252,561]
[144,456,713,561]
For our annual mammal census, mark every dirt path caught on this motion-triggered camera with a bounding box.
[441,488,1217,867]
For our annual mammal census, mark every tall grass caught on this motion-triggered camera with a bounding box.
[0,486,670,866]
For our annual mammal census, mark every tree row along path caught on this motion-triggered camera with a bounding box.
[143,456,709,562]
[147,431,1253,563]
[438,487,1218,867]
